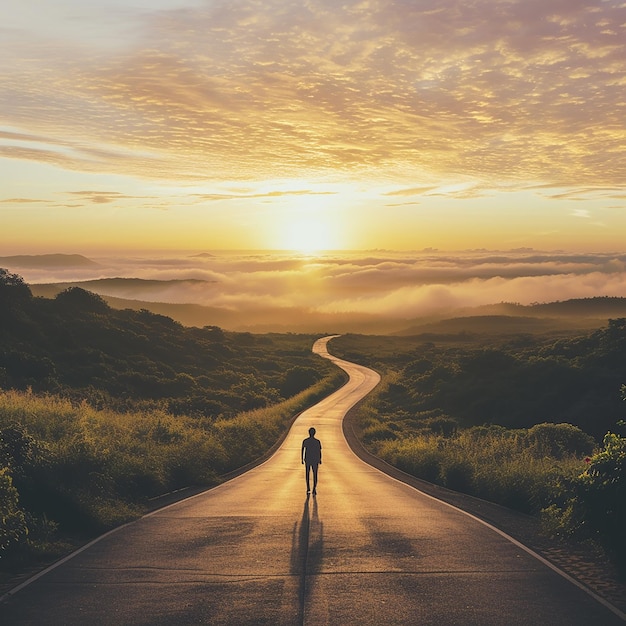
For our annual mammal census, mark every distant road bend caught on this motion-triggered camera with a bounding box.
[2,336,625,625]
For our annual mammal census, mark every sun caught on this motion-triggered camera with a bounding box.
[282,216,339,253]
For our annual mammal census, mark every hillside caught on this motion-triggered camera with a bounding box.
[30,278,626,335]
[396,297,626,336]
[0,254,99,268]
[0,270,338,418]
[31,278,213,301]
[394,314,595,337]
[0,269,347,575]
[463,297,626,319]
[331,330,626,575]
[29,281,402,334]
[333,321,626,440]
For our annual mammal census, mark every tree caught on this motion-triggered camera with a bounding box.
[280,366,321,397]
[0,269,32,300]
[0,269,32,324]
[55,287,109,313]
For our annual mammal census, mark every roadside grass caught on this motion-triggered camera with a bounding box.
[374,428,588,513]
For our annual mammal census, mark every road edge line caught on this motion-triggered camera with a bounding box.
[0,521,135,603]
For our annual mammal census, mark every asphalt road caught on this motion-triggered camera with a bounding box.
[2,336,624,625]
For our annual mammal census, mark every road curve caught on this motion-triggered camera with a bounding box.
[1,336,624,625]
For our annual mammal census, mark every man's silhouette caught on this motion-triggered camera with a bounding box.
[301,427,322,495]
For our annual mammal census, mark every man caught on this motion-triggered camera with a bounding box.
[301,427,322,495]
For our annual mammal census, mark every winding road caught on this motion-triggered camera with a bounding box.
[2,336,624,625]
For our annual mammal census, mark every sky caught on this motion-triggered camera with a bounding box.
[2,0,626,255]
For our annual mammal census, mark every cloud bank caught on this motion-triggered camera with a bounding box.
[10,249,626,332]
[2,0,625,187]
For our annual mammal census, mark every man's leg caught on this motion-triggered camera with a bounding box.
[311,463,318,494]
[305,462,311,493]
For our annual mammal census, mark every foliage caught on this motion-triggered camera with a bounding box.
[55,287,110,314]
[576,431,626,568]
[0,467,27,554]
[333,322,626,439]
[369,421,592,514]
[0,270,337,417]
[0,269,32,301]
[542,429,626,573]
[279,366,322,397]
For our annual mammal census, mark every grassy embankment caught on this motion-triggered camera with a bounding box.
[0,369,345,576]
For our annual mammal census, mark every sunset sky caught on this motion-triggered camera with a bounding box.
[2,0,626,254]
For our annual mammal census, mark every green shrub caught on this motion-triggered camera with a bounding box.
[377,437,441,483]
[574,431,626,572]
[280,366,322,397]
[0,466,27,554]
[524,423,595,459]
[428,416,459,437]
[438,456,473,491]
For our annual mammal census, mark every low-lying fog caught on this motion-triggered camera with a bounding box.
[5,250,626,333]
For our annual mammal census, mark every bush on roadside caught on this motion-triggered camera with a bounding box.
[568,430,625,573]
[0,467,27,554]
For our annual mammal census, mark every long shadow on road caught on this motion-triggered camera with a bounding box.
[291,495,324,625]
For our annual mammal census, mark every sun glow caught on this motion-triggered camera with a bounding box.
[282,216,339,252]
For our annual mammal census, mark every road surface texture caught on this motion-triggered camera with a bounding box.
[2,336,624,625]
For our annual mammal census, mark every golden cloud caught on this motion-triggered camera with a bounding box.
[1,0,625,189]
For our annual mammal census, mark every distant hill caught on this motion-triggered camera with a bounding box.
[29,283,401,334]
[463,297,626,318]
[0,254,99,268]
[530,297,626,317]
[30,277,213,301]
[395,298,626,336]
[29,279,626,336]
[395,315,602,337]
